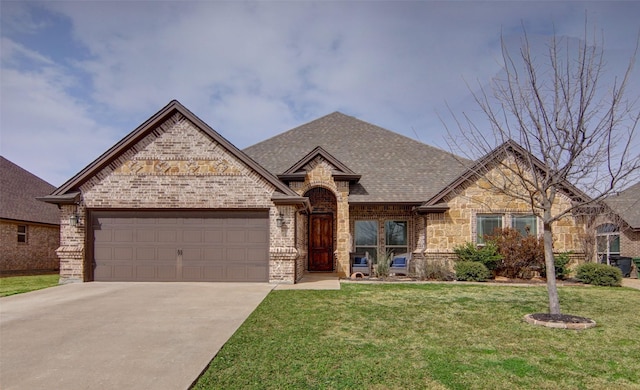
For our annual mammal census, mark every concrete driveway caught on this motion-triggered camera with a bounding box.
[0,282,274,390]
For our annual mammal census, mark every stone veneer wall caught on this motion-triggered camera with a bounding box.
[59,113,298,283]
[289,161,350,277]
[0,220,59,273]
[426,165,587,258]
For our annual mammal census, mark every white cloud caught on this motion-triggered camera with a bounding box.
[1,1,638,185]
[0,65,117,186]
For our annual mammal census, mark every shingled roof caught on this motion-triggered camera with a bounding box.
[243,112,468,203]
[0,157,59,225]
[605,182,640,230]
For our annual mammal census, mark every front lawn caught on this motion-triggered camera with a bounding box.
[193,283,640,389]
[0,274,59,297]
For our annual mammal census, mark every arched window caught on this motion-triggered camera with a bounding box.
[596,223,620,265]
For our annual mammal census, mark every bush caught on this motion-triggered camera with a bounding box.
[421,261,455,281]
[554,252,571,280]
[453,242,502,271]
[455,261,490,282]
[488,228,544,279]
[575,263,622,287]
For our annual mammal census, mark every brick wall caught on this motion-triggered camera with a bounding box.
[58,113,297,283]
[0,220,59,273]
[621,229,640,259]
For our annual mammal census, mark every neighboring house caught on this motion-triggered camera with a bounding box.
[1,157,60,274]
[600,182,640,261]
[40,100,590,284]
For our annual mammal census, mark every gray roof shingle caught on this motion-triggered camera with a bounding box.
[0,157,59,225]
[605,182,640,230]
[243,112,468,203]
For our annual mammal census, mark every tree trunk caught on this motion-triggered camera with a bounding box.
[543,220,561,314]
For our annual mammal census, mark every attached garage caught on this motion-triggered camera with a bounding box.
[91,210,269,282]
[41,101,307,284]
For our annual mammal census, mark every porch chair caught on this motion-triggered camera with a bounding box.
[351,252,371,276]
[389,253,410,276]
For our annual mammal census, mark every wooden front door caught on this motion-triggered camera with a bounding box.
[309,214,333,272]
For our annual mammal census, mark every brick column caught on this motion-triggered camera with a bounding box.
[58,204,86,283]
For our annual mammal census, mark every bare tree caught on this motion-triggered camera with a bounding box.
[447,22,639,315]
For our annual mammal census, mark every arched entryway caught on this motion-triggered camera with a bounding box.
[305,187,337,272]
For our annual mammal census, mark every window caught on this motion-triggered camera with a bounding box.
[17,225,27,243]
[385,220,407,256]
[476,215,502,244]
[355,220,378,262]
[596,223,620,264]
[512,215,537,236]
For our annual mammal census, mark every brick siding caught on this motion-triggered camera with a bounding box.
[0,220,59,273]
[58,113,297,283]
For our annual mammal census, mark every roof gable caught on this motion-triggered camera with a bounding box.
[45,100,299,202]
[422,139,592,208]
[278,146,361,182]
[244,112,469,203]
[0,157,59,225]
[605,182,640,230]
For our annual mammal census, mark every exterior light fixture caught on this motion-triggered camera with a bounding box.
[69,214,80,227]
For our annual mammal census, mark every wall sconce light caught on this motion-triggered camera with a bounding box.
[69,214,80,227]
[276,213,285,228]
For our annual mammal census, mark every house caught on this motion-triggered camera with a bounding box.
[1,157,60,274]
[600,182,640,261]
[40,100,589,284]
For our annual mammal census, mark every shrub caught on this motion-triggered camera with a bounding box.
[455,261,490,282]
[421,261,455,281]
[541,252,572,280]
[575,263,622,287]
[488,228,544,279]
[453,242,502,271]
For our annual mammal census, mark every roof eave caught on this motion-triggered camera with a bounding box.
[278,173,361,183]
[348,201,424,206]
[415,203,450,214]
[37,192,81,205]
[271,194,311,213]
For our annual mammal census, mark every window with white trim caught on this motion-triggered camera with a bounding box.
[596,223,620,264]
[17,225,27,243]
[354,220,378,262]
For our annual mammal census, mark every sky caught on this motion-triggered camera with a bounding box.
[1,1,639,187]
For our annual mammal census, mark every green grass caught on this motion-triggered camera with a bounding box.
[193,283,640,390]
[0,274,59,297]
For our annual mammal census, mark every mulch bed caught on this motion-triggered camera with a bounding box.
[524,313,596,330]
[529,313,593,324]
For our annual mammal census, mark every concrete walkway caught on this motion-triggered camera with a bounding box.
[0,282,274,390]
[274,273,341,290]
[622,278,640,290]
